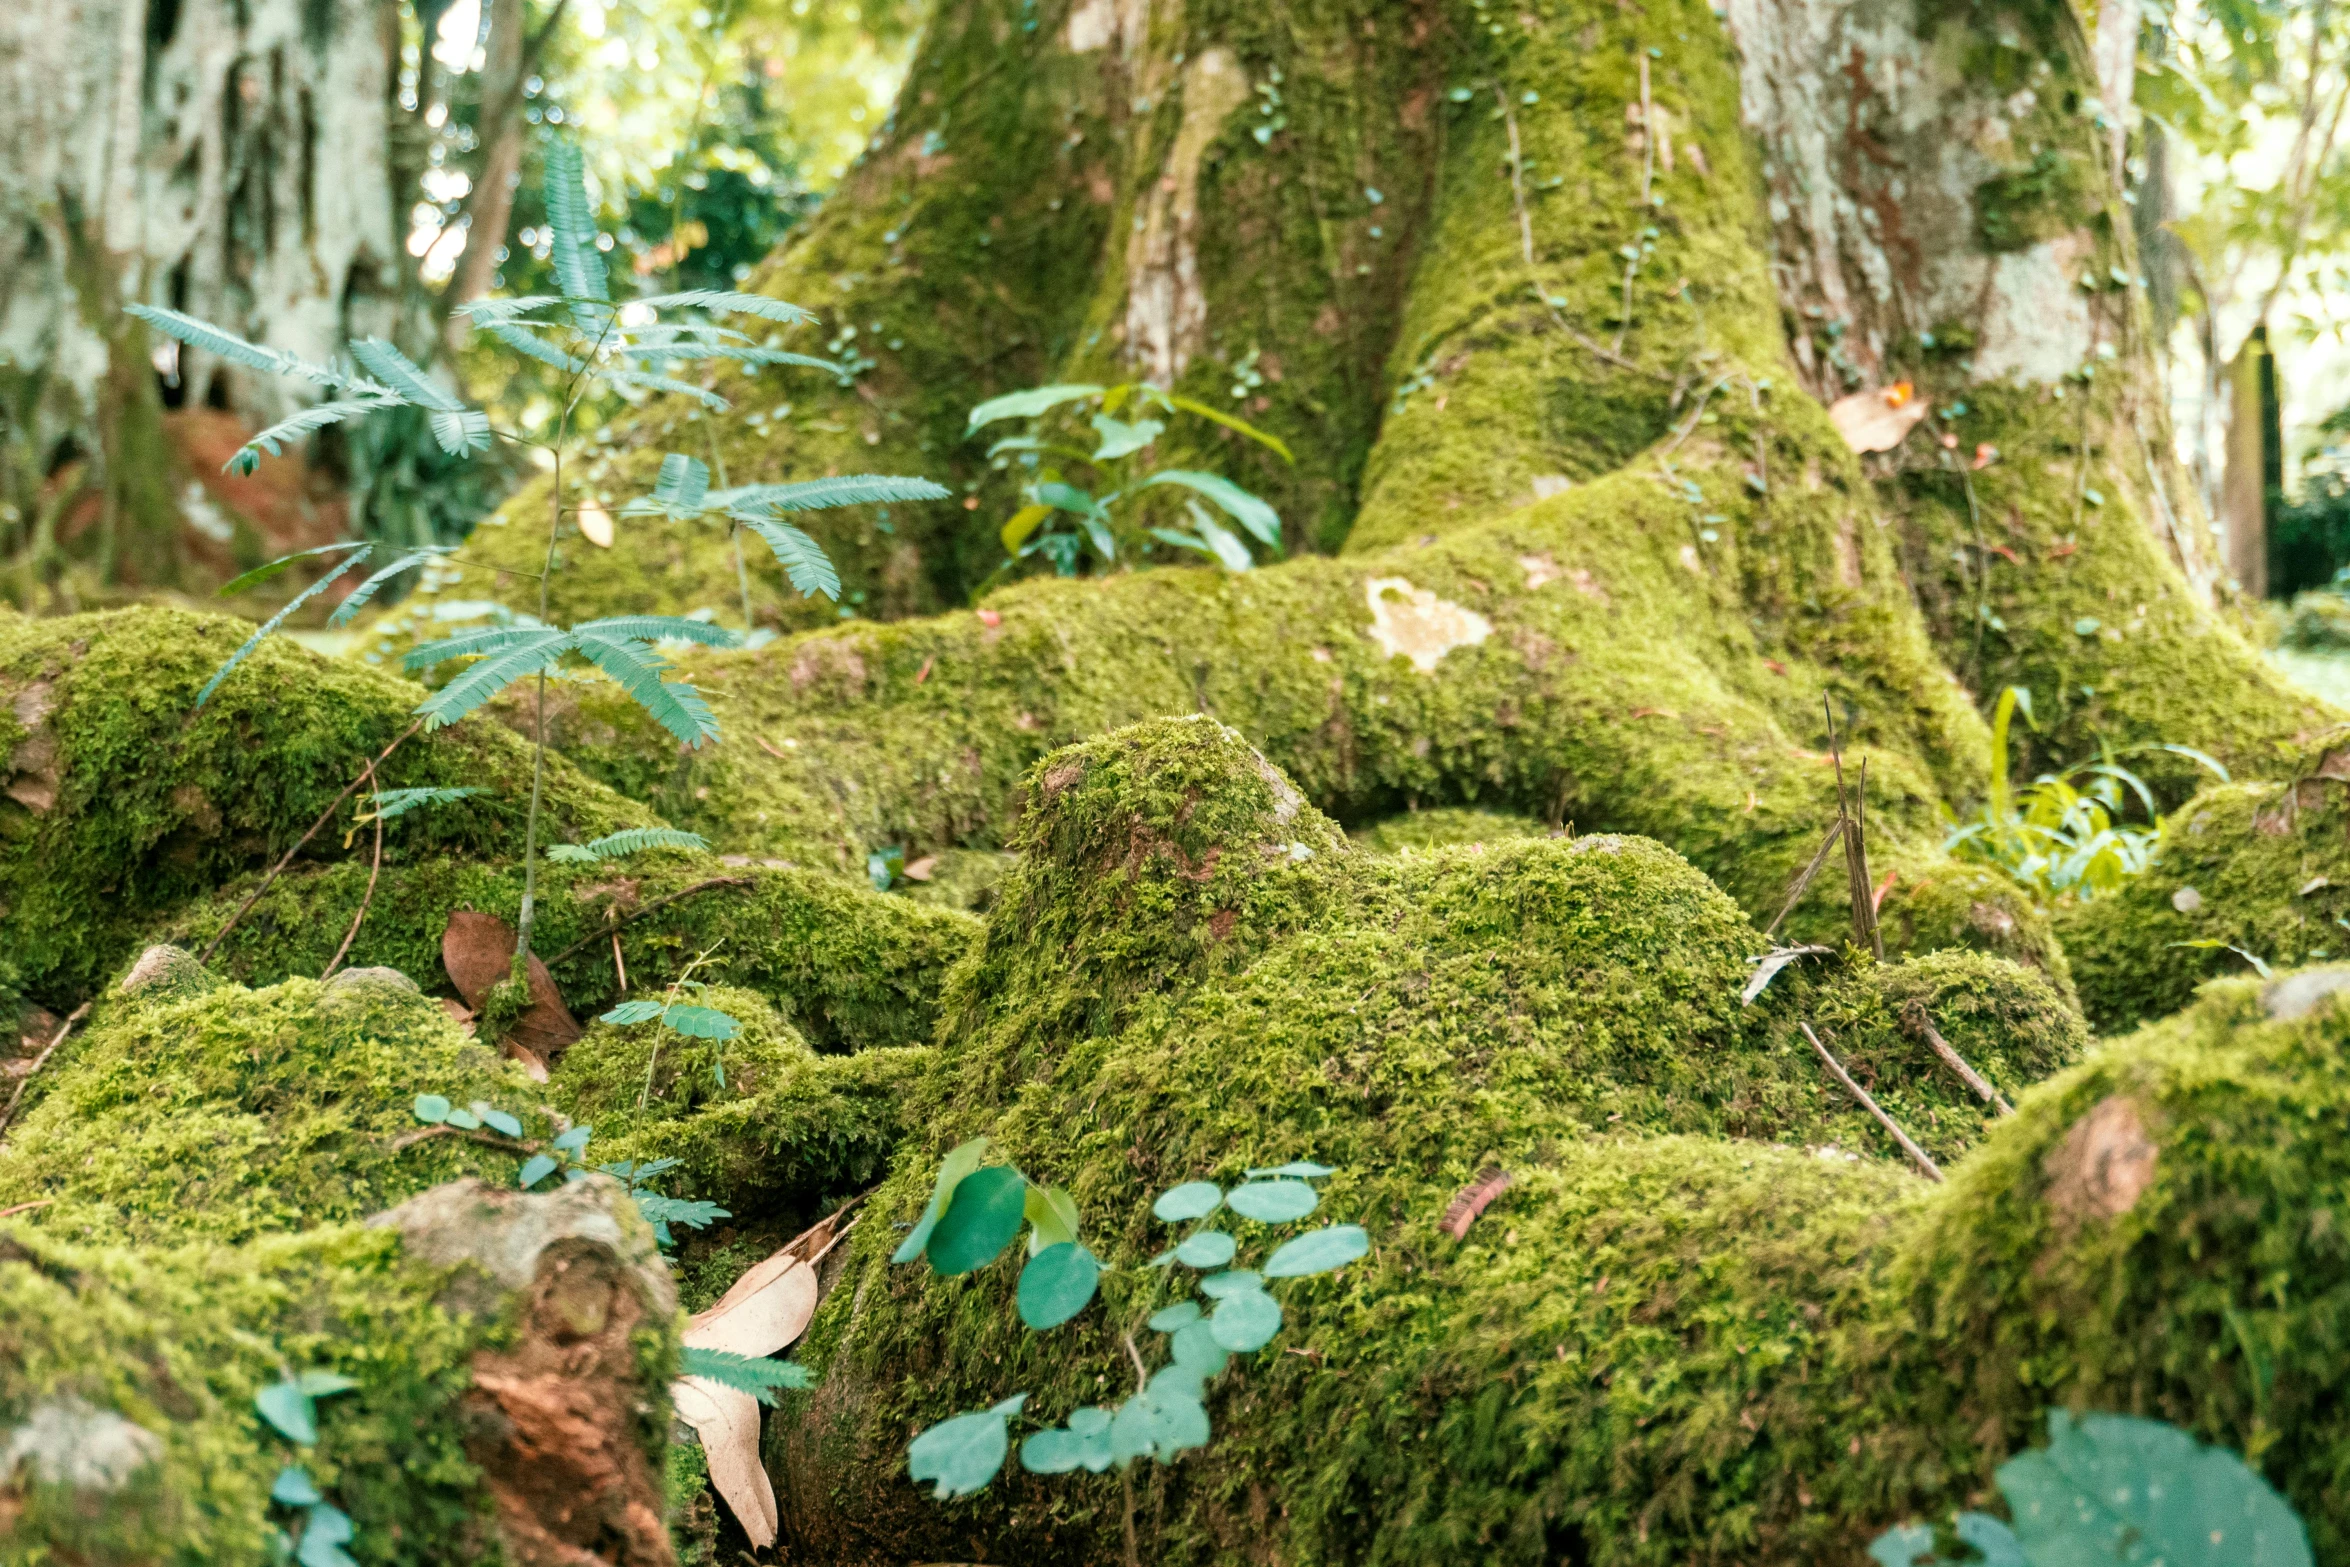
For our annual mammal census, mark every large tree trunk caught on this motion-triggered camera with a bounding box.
[0,0,402,597]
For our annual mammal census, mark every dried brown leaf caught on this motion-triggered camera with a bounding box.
[441,911,584,1070]
[1828,383,1929,453]
[1440,1167,1514,1240]
[672,1376,777,1547]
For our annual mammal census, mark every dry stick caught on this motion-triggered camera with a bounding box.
[1763,816,1845,940]
[1822,698,1882,959]
[319,758,387,980]
[0,1200,54,1220]
[1853,757,1882,959]
[0,1002,91,1144]
[1801,1022,1943,1182]
[199,721,424,965]
[1612,52,1655,355]
[1907,1005,2014,1115]
[543,876,754,970]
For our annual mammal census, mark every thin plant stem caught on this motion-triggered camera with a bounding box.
[0,1002,90,1145]
[320,757,386,979]
[1801,1021,1944,1182]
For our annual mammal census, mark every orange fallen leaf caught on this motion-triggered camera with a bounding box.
[2048,541,2078,560]
[1871,867,1899,915]
[685,1254,817,1360]
[1972,443,2000,470]
[977,608,1002,628]
[576,501,615,548]
[755,735,790,760]
[915,656,933,684]
[1763,659,1788,676]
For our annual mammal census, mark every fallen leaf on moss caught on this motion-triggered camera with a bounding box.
[673,1377,777,1547]
[440,912,582,1071]
[1828,383,1929,453]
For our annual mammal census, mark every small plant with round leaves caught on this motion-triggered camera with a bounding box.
[254,1370,359,1567]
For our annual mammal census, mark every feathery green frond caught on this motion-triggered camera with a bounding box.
[426,407,494,457]
[650,455,709,514]
[452,295,564,322]
[571,613,737,647]
[405,624,563,671]
[413,631,572,729]
[739,517,841,600]
[719,475,951,515]
[580,827,710,857]
[658,1004,740,1039]
[364,786,483,822]
[196,547,372,708]
[604,369,729,411]
[126,304,376,393]
[483,320,589,374]
[330,547,455,627]
[571,634,721,747]
[632,290,816,324]
[348,339,464,411]
[677,1347,810,1406]
[219,542,369,597]
[542,142,611,308]
[228,398,403,475]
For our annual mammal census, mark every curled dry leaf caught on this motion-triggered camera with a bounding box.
[576,501,616,548]
[903,855,938,883]
[1440,1168,1513,1240]
[683,1255,817,1360]
[1828,382,1930,454]
[441,911,583,1070]
[673,1376,777,1548]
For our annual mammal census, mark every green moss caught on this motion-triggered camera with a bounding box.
[1351,806,1550,854]
[665,1438,720,1567]
[164,854,978,1055]
[1974,149,2096,252]
[0,959,539,1245]
[0,607,653,1010]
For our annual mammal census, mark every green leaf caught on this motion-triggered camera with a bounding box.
[126,304,376,393]
[631,289,817,324]
[868,845,903,891]
[569,614,739,648]
[717,474,951,514]
[219,542,369,597]
[1225,1180,1319,1223]
[451,295,563,323]
[576,826,712,858]
[444,1109,481,1130]
[660,1004,739,1040]
[541,142,611,311]
[1197,1269,1261,1298]
[402,623,561,671]
[293,1372,356,1398]
[1001,503,1052,552]
[479,1108,523,1139]
[1021,1411,1115,1474]
[680,1345,815,1405]
[297,1502,358,1567]
[1174,1230,1237,1268]
[1263,1224,1370,1277]
[197,547,374,708]
[1149,1301,1203,1333]
[1108,1386,1209,1467]
[1155,390,1297,461]
[604,369,730,411]
[739,516,842,601]
[907,1394,1026,1498]
[1033,480,1107,521]
[1089,414,1163,460]
[1023,1183,1081,1252]
[599,1001,664,1025]
[255,1381,317,1444]
[1209,1287,1282,1352]
[546,844,599,863]
[427,407,494,457]
[413,631,573,730]
[348,339,466,412]
[480,320,589,374]
[1016,1242,1100,1329]
[1153,1181,1222,1221]
[928,1165,1029,1275]
[648,454,711,515]
[362,787,481,824]
[228,398,404,473]
[518,1155,559,1189]
[551,1124,592,1154]
[1952,1514,2027,1567]
[272,1465,323,1506]
[1867,1523,1943,1567]
[571,634,722,748]
[1997,1410,2309,1567]
[413,1094,451,1124]
[330,547,455,627]
[1132,470,1281,547]
[893,1137,991,1263]
[1243,1161,1334,1178]
[967,383,1105,431]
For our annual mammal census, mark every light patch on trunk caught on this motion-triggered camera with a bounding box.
[2043,1095,2158,1226]
[1363,576,1492,673]
[1063,0,1146,53]
[1125,48,1249,385]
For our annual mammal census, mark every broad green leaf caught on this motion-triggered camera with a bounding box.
[1001,503,1052,552]
[1133,470,1281,547]
[349,339,466,412]
[293,1372,357,1397]
[1953,1514,2027,1567]
[480,1108,524,1139]
[907,1394,1026,1498]
[1997,1410,2309,1567]
[1867,1523,1942,1567]
[272,1465,323,1505]
[1209,1287,1282,1352]
[444,1109,481,1130]
[1034,480,1107,521]
[518,1155,559,1189]
[218,542,367,597]
[551,1125,592,1154]
[893,1136,990,1263]
[1153,1181,1222,1222]
[1021,1410,1114,1474]
[198,547,374,708]
[1263,1224,1371,1277]
[1023,1184,1081,1253]
[1244,1161,1335,1178]
[869,846,903,892]
[660,1004,740,1040]
[412,1094,451,1124]
[1108,1387,1209,1467]
[1226,1180,1319,1223]
[297,1503,358,1567]
[1173,1230,1237,1269]
[1016,1242,1100,1329]
[1089,413,1163,460]
[1155,391,1297,461]
[1149,1301,1203,1333]
[928,1165,1029,1275]
[1168,1319,1228,1380]
[1197,1270,1262,1298]
[967,383,1105,431]
[255,1382,317,1444]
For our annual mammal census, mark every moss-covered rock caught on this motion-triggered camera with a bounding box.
[0,608,654,1010]
[771,718,2099,1563]
[0,951,540,1245]
[1,1176,679,1567]
[162,853,978,1056]
[1350,806,1551,854]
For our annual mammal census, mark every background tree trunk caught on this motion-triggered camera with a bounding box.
[0,0,402,596]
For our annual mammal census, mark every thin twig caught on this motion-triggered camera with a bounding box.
[0,1200,54,1220]
[200,721,424,965]
[1764,816,1845,939]
[1122,1331,1150,1392]
[0,1002,90,1144]
[1905,1005,2014,1115]
[1801,1021,1943,1182]
[544,876,753,969]
[320,758,387,980]
[1657,373,1735,464]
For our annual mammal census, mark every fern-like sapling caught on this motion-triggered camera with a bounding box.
[134,135,950,976]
